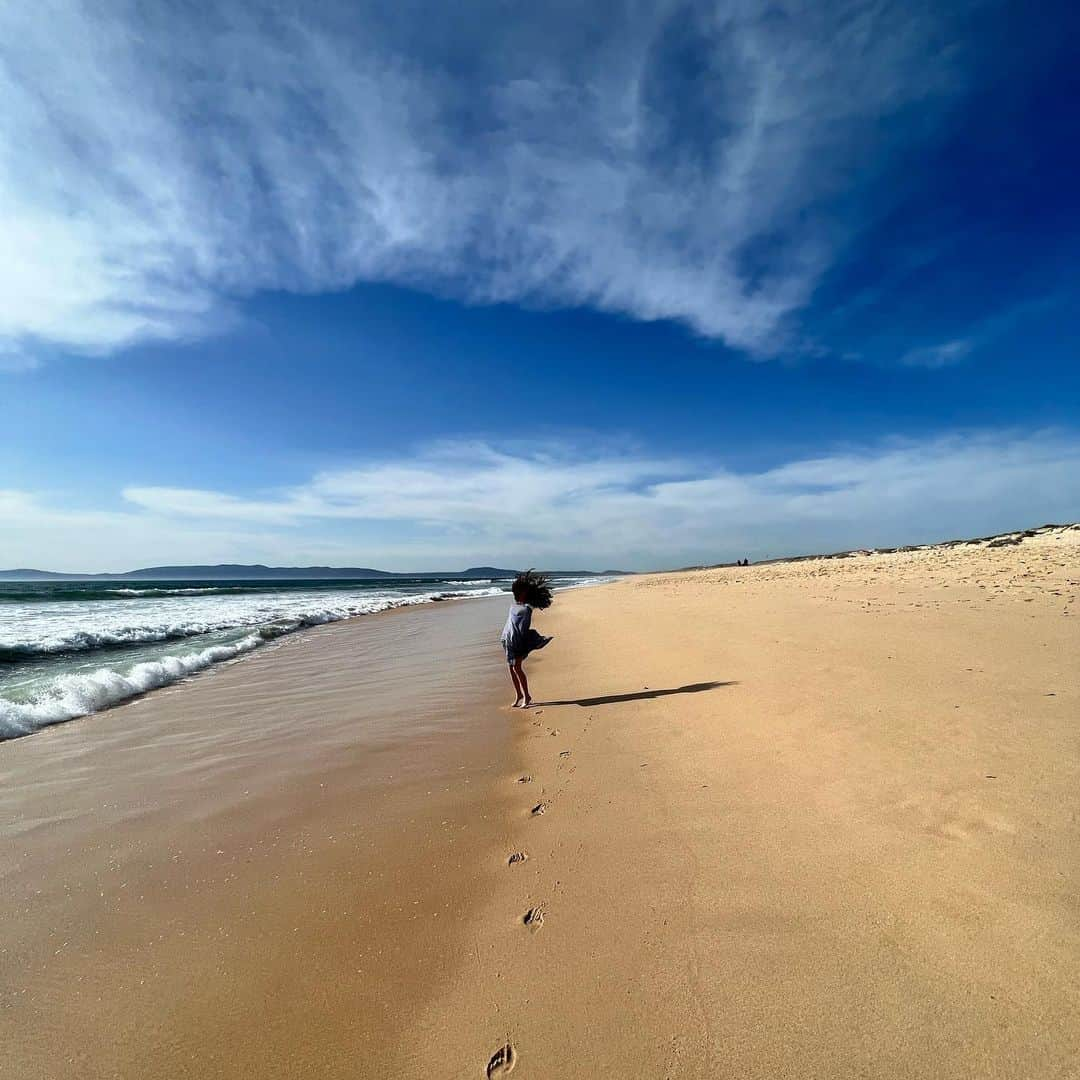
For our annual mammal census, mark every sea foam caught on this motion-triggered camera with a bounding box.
[0,584,506,738]
[0,634,263,738]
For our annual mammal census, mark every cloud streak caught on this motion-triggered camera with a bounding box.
[900,339,973,368]
[89,428,1080,568]
[1,0,961,360]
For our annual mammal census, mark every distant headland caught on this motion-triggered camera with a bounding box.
[0,564,623,581]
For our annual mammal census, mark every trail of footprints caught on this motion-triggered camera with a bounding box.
[487,710,581,1074]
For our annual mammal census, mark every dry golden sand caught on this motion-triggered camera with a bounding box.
[3,527,1079,1078]
[414,526,1080,1078]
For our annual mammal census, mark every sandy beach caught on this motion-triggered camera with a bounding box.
[3,527,1079,1078]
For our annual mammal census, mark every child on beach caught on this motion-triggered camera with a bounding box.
[501,570,554,708]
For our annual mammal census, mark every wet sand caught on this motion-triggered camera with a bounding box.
[1,595,518,1079]
[4,527,1079,1078]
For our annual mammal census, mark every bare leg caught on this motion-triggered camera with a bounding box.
[513,659,531,706]
[508,663,524,706]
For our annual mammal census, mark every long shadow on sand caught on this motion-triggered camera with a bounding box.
[539,681,736,708]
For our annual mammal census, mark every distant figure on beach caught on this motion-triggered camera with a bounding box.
[501,569,554,708]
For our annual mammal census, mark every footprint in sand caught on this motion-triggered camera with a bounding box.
[517,775,533,784]
[523,906,545,930]
[507,852,528,866]
[486,1042,516,1076]
[531,802,546,816]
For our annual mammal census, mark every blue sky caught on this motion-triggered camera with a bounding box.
[2,0,1078,571]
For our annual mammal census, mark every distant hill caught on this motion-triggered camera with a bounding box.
[0,564,618,581]
[126,564,398,580]
[0,569,67,580]
[0,564,392,581]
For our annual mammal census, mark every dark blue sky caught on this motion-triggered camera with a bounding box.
[2,0,1078,569]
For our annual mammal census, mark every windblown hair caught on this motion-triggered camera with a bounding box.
[511,568,553,610]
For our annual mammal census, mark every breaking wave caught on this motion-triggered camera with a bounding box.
[0,634,264,738]
[0,585,506,739]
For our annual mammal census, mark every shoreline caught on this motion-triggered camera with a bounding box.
[1,576,617,740]
[0,582,513,740]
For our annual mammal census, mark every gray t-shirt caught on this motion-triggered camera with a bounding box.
[500,602,532,652]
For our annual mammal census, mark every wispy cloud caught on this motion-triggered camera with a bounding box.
[0,488,362,573]
[900,339,973,368]
[0,1,961,361]
[0,342,38,372]
[110,429,1080,569]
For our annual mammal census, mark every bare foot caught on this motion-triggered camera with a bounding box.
[511,698,524,708]
[522,697,533,708]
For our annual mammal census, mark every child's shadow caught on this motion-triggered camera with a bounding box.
[539,681,735,707]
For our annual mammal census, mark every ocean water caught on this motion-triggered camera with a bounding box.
[0,574,599,739]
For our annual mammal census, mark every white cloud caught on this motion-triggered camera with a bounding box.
[0,1,960,360]
[120,487,318,525]
[0,489,325,572]
[900,339,973,368]
[83,429,1080,569]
